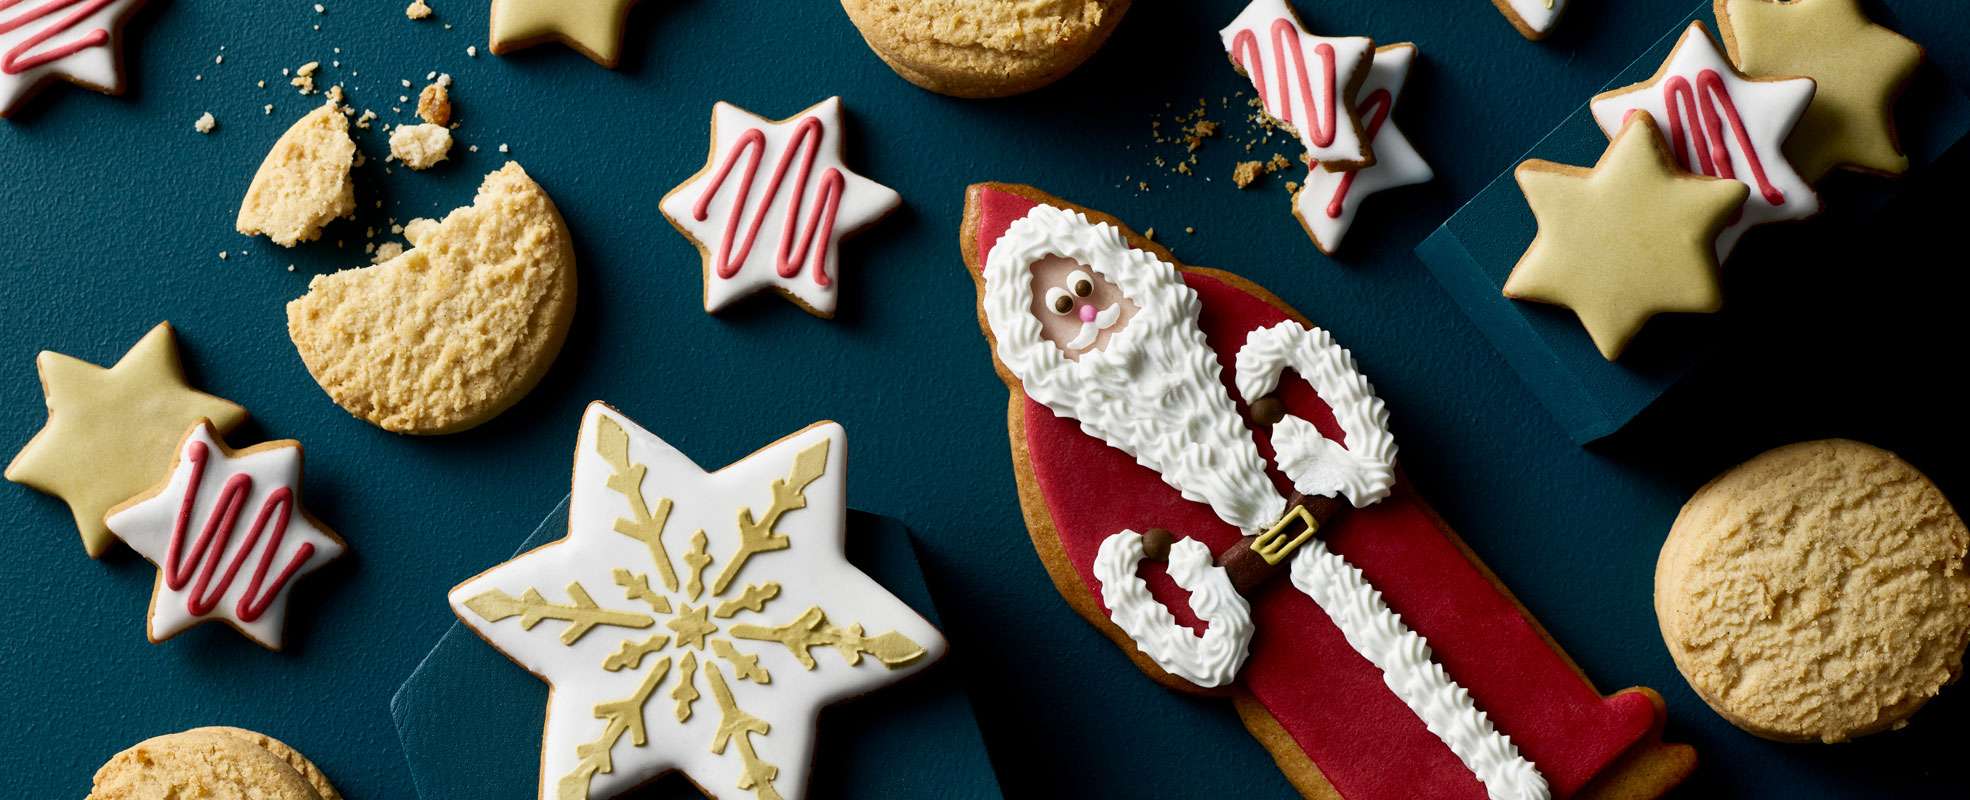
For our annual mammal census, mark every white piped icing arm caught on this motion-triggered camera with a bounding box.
[1289,540,1550,800]
[1234,322,1397,507]
[1093,532,1253,687]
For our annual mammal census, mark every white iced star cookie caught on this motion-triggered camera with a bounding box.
[1220,0,1377,172]
[1,0,147,118]
[1492,0,1568,41]
[450,403,946,800]
[661,97,901,319]
[1590,22,1818,261]
[105,421,347,650]
[1296,43,1433,255]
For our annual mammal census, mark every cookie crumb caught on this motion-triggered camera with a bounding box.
[389,124,452,170]
[372,241,406,263]
[292,61,319,95]
[1232,161,1262,188]
[406,0,432,19]
[1185,227,1195,234]
[466,45,477,57]
[1144,227,1155,240]
[194,112,216,133]
[288,264,297,272]
[415,82,451,125]
[215,55,224,65]
[314,3,324,12]
[1285,181,1300,193]
[356,109,377,130]
[218,250,229,259]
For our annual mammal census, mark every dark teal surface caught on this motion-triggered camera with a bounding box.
[1417,2,1970,443]
[391,501,999,800]
[4,2,1968,799]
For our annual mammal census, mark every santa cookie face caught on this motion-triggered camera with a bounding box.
[1027,255,1138,360]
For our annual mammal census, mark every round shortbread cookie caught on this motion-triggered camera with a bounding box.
[285,162,577,435]
[1656,439,1970,742]
[87,729,325,800]
[184,727,342,800]
[840,0,1132,98]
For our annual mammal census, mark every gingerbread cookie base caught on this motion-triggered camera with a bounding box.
[963,182,1695,800]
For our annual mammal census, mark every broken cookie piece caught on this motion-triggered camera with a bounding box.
[236,101,356,247]
[389,123,451,170]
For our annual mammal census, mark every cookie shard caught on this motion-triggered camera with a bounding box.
[1657,439,1970,743]
[960,182,1695,800]
[285,162,576,435]
[840,0,1132,98]
[237,101,358,247]
[88,729,326,800]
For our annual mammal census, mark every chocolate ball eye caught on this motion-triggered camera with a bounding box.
[1046,288,1074,315]
[1067,270,1095,297]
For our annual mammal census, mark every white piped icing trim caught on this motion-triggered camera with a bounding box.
[1234,321,1397,507]
[1094,532,1253,687]
[1289,539,1549,800]
[983,203,1283,534]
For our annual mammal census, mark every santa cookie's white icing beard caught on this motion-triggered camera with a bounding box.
[984,204,1282,534]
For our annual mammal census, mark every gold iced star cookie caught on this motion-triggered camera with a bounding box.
[1715,0,1925,183]
[490,0,642,68]
[1503,112,1748,360]
[7,323,247,558]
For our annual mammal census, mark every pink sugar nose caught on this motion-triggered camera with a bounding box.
[1078,303,1098,323]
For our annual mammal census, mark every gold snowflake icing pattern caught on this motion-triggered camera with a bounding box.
[463,416,928,800]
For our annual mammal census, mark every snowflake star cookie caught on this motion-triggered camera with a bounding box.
[661,97,900,319]
[1505,112,1747,360]
[1590,22,1818,261]
[105,421,346,650]
[450,403,945,800]
[1296,43,1433,255]
[0,0,146,118]
[1220,0,1377,172]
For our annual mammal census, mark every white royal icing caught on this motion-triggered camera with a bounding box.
[982,203,1284,534]
[1220,0,1376,168]
[0,0,142,117]
[659,96,901,316]
[1234,321,1398,508]
[105,423,345,649]
[1289,539,1550,800]
[1589,22,1818,260]
[1093,531,1254,687]
[449,405,946,800]
[1296,44,1433,254]
[1500,0,1567,37]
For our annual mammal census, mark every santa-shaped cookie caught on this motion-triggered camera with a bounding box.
[960,183,1696,800]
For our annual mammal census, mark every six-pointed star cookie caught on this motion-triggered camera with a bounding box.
[1590,22,1817,262]
[1297,43,1434,255]
[7,322,247,558]
[0,0,147,118]
[450,403,945,800]
[490,0,642,68]
[1504,111,1748,361]
[105,421,346,650]
[660,97,901,318]
[1716,0,1926,183]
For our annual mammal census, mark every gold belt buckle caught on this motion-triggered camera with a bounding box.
[1252,504,1319,565]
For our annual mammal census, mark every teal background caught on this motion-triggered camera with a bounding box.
[2,1,1966,799]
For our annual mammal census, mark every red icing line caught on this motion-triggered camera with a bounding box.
[1326,88,1393,219]
[0,0,114,76]
[1661,70,1786,206]
[164,441,318,623]
[1229,19,1339,149]
[691,116,845,288]
[974,187,1656,800]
